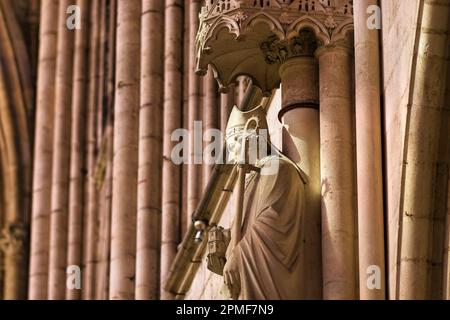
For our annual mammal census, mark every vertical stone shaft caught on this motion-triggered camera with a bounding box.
[279,56,322,299]
[187,0,202,229]
[203,69,218,186]
[0,172,3,299]
[399,0,450,300]
[443,54,450,300]
[353,0,386,300]
[181,0,190,237]
[96,123,113,299]
[95,0,116,300]
[48,0,75,300]
[161,0,183,300]
[28,0,58,300]
[220,86,235,132]
[317,44,358,300]
[66,0,89,301]
[109,0,141,300]
[96,0,108,149]
[136,0,164,300]
[83,0,100,300]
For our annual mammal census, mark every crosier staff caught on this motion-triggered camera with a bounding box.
[231,116,261,246]
[225,116,261,299]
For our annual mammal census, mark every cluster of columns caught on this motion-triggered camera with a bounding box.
[277,37,359,299]
[0,0,32,300]
[276,1,386,299]
[26,0,233,300]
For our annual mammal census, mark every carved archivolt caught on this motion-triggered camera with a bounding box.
[196,0,354,94]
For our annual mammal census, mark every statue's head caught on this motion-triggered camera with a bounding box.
[225,105,271,164]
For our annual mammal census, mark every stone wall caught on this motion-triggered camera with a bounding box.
[380,0,421,298]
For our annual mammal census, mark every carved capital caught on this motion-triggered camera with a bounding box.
[261,29,318,64]
[0,223,28,259]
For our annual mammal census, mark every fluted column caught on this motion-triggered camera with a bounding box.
[48,0,75,299]
[316,42,358,300]
[136,0,164,300]
[66,0,89,301]
[161,0,184,300]
[353,0,385,300]
[28,0,58,300]
[279,55,322,299]
[399,0,450,300]
[109,0,141,300]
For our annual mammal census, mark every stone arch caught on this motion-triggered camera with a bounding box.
[243,12,285,40]
[287,15,330,45]
[331,17,354,43]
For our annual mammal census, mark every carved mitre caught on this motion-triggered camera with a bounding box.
[226,105,269,140]
[225,105,271,164]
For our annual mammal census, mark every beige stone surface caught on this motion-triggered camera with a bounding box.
[354,0,385,300]
[317,43,358,300]
[380,0,420,298]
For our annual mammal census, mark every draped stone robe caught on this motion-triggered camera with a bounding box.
[226,157,306,300]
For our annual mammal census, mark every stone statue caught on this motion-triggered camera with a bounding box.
[207,105,307,300]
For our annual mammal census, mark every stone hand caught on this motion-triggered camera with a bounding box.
[223,252,240,300]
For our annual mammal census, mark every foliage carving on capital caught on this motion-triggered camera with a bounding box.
[261,29,318,64]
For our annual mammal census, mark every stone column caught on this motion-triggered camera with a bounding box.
[399,0,450,300]
[279,53,322,299]
[220,86,235,132]
[203,69,218,186]
[136,0,164,300]
[66,0,88,301]
[48,0,75,300]
[83,0,100,300]
[0,172,3,300]
[353,0,385,300]
[28,0,58,300]
[316,42,358,300]
[161,0,184,300]
[187,0,203,230]
[109,0,141,300]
